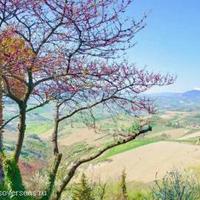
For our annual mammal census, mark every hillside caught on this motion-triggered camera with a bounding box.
[150,90,200,111]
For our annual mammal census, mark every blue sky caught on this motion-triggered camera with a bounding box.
[126,0,200,93]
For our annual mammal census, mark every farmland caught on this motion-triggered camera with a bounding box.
[3,92,200,185]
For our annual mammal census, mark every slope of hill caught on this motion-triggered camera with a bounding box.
[151,90,200,111]
[183,90,200,99]
[83,141,200,183]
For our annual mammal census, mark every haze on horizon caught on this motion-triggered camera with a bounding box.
[126,0,200,93]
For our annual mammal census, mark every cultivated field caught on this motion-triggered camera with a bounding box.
[4,108,200,185]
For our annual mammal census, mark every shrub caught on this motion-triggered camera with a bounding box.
[72,173,95,200]
[92,182,106,200]
[120,170,128,200]
[3,158,25,192]
[1,157,36,200]
[152,170,200,200]
[113,170,129,200]
[130,190,152,200]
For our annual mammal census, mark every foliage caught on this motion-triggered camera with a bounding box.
[92,183,106,200]
[25,171,49,198]
[119,170,128,200]
[69,171,151,200]
[72,173,95,200]
[129,190,152,200]
[1,158,26,200]
[0,29,36,100]
[3,158,25,192]
[127,122,141,133]
[152,170,200,200]
[0,157,46,200]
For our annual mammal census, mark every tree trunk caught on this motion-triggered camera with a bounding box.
[44,105,61,200]
[52,103,59,155]
[52,120,59,155]
[41,153,62,200]
[14,103,27,163]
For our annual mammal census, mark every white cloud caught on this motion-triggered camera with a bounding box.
[193,87,200,91]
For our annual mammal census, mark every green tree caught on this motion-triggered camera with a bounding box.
[120,170,128,200]
[152,170,200,200]
[72,173,94,200]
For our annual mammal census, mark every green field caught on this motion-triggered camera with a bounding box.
[99,137,160,161]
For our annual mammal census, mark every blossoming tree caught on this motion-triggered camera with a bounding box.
[0,0,174,199]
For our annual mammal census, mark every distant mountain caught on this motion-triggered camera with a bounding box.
[149,90,200,111]
[3,90,200,125]
[183,90,200,98]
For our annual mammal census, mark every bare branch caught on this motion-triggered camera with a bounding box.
[0,100,49,130]
[52,125,152,200]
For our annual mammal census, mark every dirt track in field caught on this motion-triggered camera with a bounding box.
[179,131,200,140]
[83,141,200,183]
[147,128,189,139]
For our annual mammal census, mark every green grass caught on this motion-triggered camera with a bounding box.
[102,181,152,200]
[151,124,174,133]
[26,122,53,134]
[99,137,159,161]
